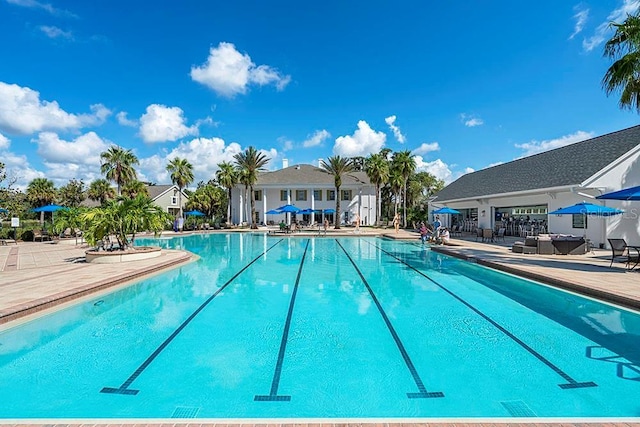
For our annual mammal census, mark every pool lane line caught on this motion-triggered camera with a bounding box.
[371,240,597,390]
[336,239,444,399]
[101,238,285,396]
[255,239,311,402]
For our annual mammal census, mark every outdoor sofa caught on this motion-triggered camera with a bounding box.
[512,234,586,255]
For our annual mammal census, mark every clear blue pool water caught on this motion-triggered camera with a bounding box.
[0,232,639,419]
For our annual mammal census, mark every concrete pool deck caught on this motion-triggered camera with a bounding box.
[1,228,640,426]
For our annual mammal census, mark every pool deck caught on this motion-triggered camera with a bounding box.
[1,228,640,426]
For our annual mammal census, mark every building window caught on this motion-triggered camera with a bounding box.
[341,190,352,201]
[327,190,335,201]
[171,196,178,205]
[572,214,586,229]
[280,190,288,201]
[254,190,262,201]
[313,189,322,201]
[296,190,307,201]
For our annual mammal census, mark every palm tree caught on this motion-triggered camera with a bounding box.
[392,150,416,228]
[603,11,640,112]
[26,178,57,224]
[321,155,354,229]
[121,180,150,199]
[87,179,116,206]
[216,162,238,225]
[233,147,270,229]
[166,157,194,220]
[100,146,139,196]
[388,168,404,220]
[236,167,251,225]
[365,153,390,226]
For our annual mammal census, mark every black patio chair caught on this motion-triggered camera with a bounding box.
[607,238,638,268]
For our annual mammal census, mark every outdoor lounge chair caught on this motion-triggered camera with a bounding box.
[607,238,638,268]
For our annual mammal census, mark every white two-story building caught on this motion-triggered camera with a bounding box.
[230,161,377,226]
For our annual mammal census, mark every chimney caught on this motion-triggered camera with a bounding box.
[318,158,323,168]
[282,158,289,169]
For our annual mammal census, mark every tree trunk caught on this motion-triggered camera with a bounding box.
[250,185,257,229]
[402,182,407,228]
[376,183,381,226]
[335,185,341,229]
[227,188,232,225]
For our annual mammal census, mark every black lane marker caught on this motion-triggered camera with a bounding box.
[336,239,444,399]
[101,239,284,396]
[372,240,597,390]
[255,239,310,402]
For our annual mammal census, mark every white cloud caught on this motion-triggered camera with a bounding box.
[333,120,386,157]
[138,104,199,143]
[515,130,594,157]
[278,136,294,151]
[6,0,77,18]
[0,82,109,135]
[412,142,440,155]
[0,133,9,150]
[384,115,406,143]
[39,25,73,40]
[414,156,455,184]
[116,111,138,127]
[190,42,291,97]
[569,6,589,39]
[138,137,246,185]
[583,0,640,52]
[302,129,330,148]
[460,113,484,127]
[33,131,108,165]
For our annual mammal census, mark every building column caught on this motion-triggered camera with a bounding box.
[311,188,315,225]
[263,192,267,225]
[238,192,243,225]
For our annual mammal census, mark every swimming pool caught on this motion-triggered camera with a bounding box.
[0,232,639,419]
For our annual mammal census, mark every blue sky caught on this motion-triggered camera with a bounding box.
[1,0,640,190]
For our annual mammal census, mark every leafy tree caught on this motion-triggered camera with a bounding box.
[58,179,86,207]
[100,145,139,196]
[392,150,416,227]
[602,11,640,112]
[121,180,149,198]
[53,206,89,244]
[81,194,171,250]
[388,168,404,219]
[215,161,237,225]
[87,179,116,206]
[364,153,390,226]
[186,181,226,221]
[233,147,270,229]
[166,157,194,220]
[26,178,57,223]
[321,155,354,229]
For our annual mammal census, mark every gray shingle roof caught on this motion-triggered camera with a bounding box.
[146,184,175,199]
[435,125,640,202]
[257,164,371,186]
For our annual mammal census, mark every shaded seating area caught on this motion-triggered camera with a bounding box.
[608,238,640,269]
[33,229,52,242]
[512,234,587,255]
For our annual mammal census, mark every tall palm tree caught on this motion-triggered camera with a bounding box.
[602,11,640,112]
[388,168,404,220]
[236,167,251,225]
[233,147,270,229]
[26,178,57,223]
[321,155,354,229]
[216,162,238,225]
[87,179,116,206]
[365,153,390,226]
[100,146,139,196]
[392,150,416,228]
[166,157,194,219]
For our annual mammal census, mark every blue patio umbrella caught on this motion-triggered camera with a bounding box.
[432,206,461,215]
[0,207,7,214]
[266,209,281,214]
[277,204,301,213]
[323,208,336,214]
[184,210,205,216]
[298,208,317,214]
[596,185,640,201]
[32,204,68,212]
[548,202,623,216]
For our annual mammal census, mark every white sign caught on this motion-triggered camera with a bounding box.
[11,217,19,227]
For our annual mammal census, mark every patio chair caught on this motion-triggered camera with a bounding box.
[607,238,637,268]
[496,228,506,242]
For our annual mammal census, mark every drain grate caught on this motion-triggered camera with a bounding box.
[171,406,201,418]
[501,400,537,417]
